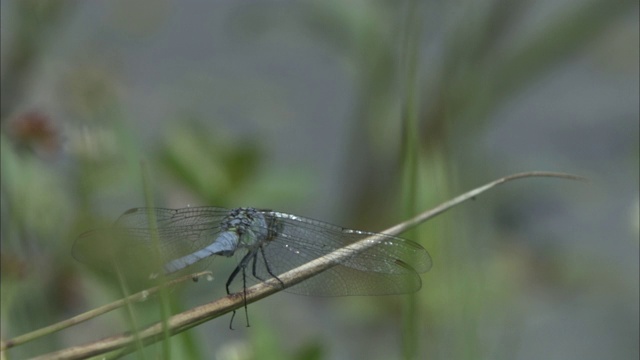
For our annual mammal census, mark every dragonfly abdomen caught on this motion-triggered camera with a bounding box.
[163,231,240,274]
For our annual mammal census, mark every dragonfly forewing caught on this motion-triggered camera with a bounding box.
[231,210,432,296]
[73,207,232,278]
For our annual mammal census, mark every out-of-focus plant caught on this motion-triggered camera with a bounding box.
[230,0,636,359]
[158,121,261,206]
[1,0,634,359]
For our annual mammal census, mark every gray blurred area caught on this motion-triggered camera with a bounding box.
[1,1,637,359]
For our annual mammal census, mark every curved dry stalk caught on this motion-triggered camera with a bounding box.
[24,171,584,360]
[0,271,213,352]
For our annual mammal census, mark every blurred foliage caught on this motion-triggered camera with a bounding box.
[158,121,261,206]
[1,0,637,359]
[0,0,76,119]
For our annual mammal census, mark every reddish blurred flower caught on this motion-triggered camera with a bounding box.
[8,111,61,156]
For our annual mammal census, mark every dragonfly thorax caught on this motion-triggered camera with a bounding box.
[221,208,269,249]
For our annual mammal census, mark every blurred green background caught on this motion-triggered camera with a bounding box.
[1,0,638,359]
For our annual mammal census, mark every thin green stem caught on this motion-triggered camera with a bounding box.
[114,262,147,360]
[399,1,424,358]
[140,160,172,358]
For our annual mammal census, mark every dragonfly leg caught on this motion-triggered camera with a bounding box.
[259,246,285,289]
[242,265,250,327]
[227,264,240,329]
[226,265,241,295]
[251,252,264,281]
[227,250,257,329]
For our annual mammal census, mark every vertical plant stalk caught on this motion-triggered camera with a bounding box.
[398,0,425,358]
[113,262,148,360]
[140,160,172,358]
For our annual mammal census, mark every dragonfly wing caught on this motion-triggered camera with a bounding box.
[73,207,231,276]
[246,211,432,296]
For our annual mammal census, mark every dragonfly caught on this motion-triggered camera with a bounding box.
[73,207,432,327]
